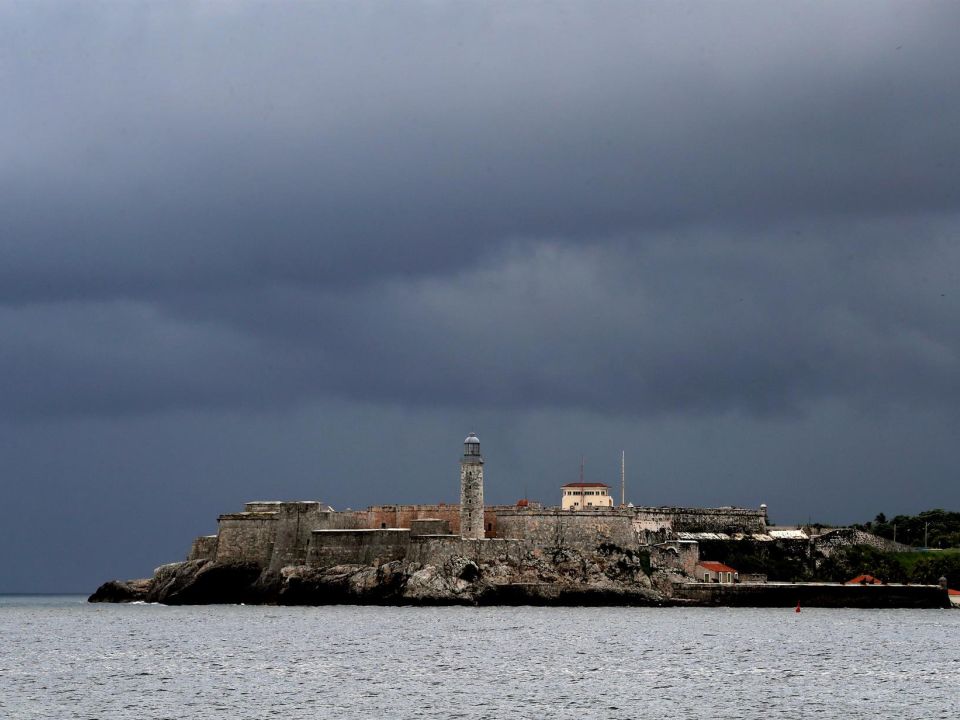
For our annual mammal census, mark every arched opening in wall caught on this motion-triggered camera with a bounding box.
[381,523,387,529]
[487,523,492,532]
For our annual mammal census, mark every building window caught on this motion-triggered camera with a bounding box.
[381,523,387,529]
[704,573,709,582]
[486,523,492,532]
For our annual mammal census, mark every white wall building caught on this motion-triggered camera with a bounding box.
[561,482,614,510]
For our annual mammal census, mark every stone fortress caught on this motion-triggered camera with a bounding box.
[187,433,772,576]
[92,432,951,607]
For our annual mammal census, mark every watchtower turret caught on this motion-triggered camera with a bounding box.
[460,433,485,540]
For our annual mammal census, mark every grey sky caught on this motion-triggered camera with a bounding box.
[2,2,959,591]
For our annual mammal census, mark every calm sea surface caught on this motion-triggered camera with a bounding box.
[1,595,957,719]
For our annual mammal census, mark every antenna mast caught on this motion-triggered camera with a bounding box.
[620,450,627,507]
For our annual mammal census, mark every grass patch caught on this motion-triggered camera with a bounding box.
[893,549,960,574]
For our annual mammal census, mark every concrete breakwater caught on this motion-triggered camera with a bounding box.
[672,582,950,608]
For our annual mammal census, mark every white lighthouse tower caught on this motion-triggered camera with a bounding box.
[459,433,485,540]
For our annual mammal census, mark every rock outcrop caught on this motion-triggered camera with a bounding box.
[89,545,669,606]
[87,578,152,603]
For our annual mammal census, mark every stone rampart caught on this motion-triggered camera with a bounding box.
[207,500,768,571]
[409,518,451,536]
[269,502,364,570]
[215,512,278,566]
[245,501,287,513]
[405,536,525,567]
[188,535,218,562]
[639,506,768,532]
[308,529,412,566]
[354,505,461,533]
[351,504,514,538]
[302,528,529,569]
[496,509,636,550]
[632,506,767,543]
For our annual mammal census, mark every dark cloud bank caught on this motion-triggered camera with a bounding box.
[2,3,959,591]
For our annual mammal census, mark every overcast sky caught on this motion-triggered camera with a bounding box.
[2,2,960,592]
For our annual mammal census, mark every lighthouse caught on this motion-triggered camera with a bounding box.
[460,433,485,540]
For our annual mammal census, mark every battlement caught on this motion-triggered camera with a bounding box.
[496,508,635,549]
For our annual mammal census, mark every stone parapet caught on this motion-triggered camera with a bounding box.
[308,529,412,567]
[187,535,218,562]
[496,508,635,550]
[409,518,451,536]
[632,506,767,542]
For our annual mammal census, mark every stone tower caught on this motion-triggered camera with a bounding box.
[460,433,485,540]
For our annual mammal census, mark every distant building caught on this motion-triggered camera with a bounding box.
[696,561,737,583]
[561,482,614,510]
[949,589,960,608]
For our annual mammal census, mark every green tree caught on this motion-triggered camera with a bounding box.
[856,509,960,548]
[816,545,907,584]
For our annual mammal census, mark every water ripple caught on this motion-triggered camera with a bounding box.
[0,597,957,719]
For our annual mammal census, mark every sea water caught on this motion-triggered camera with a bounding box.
[0,595,957,719]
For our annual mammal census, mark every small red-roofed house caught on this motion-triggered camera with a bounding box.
[846,574,883,585]
[948,589,960,608]
[696,561,738,584]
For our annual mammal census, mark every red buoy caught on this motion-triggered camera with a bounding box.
[795,602,801,613]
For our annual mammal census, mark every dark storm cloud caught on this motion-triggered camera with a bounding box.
[3,2,960,422]
[4,2,960,592]
[3,2,960,301]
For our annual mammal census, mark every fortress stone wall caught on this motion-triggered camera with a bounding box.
[215,512,278,565]
[306,527,525,568]
[188,535,218,562]
[632,506,767,543]
[496,508,636,549]
[308,529,413,566]
[346,504,517,538]
[268,502,365,570]
[199,500,771,570]
[405,536,525,567]
[188,436,775,573]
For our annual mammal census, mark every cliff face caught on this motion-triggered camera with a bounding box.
[89,545,667,606]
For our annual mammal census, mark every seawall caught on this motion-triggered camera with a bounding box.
[672,582,950,608]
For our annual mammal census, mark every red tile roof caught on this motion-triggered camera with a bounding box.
[846,574,883,585]
[699,561,737,573]
[949,589,960,596]
[561,482,610,488]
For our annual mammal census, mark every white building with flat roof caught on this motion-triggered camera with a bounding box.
[561,482,614,510]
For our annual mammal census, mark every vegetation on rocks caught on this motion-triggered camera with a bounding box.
[857,509,960,549]
[820,546,960,585]
[698,538,960,586]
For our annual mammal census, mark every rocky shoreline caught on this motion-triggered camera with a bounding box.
[90,545,675,607]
